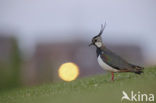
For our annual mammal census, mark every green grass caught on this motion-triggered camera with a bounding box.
[0,67,156,103]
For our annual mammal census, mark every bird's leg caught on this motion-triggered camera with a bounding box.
[111,72,114,81]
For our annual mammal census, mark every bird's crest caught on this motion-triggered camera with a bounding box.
[96,22,107,37]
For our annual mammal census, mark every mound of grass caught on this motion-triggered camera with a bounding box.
[0,67,156,103]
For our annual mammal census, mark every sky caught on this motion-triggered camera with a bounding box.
[0,0,156,64]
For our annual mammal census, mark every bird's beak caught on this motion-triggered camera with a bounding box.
[89,43,93,46]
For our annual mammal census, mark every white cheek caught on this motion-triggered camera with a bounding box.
[95,42,102,47]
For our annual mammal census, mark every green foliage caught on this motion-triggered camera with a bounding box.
[0,67,156,103]
[0,37,21,90]
[9,38,21,87]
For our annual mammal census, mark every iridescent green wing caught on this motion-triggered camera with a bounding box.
[100,48,132,70]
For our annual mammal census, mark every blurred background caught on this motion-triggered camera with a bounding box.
[0,0,156,89]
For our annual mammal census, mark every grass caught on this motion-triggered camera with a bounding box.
[0,67,156,103]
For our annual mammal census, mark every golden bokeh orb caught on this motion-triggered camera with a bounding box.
[58,62,79,82]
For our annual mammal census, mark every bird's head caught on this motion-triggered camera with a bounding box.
[89,23,106,48]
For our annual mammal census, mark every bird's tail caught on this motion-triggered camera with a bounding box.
[131,65,144,74]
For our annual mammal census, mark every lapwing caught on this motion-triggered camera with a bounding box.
[89,23,144,81]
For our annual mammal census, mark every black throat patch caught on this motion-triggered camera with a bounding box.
[96,48,102,57]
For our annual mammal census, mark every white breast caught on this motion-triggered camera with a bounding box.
[97,55,119,72]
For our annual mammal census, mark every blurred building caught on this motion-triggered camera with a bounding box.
[22,40,145,85]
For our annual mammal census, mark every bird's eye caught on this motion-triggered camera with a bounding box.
[94,39,97,42]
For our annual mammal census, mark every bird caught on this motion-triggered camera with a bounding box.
[89,23,144,81]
